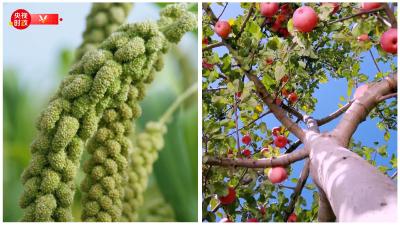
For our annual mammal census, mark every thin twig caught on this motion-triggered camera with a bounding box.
[203,42,224,51]
[226,110,272,137]
[237,3,256,37]
[369,50,381,73]
[328,6,384,25]
[375,13,392,27]
[284,140,302,154]
[277,184,296,190]
[316,100,354,126]
[204,87,227,93]
[284,159,310,221]
[204,148,309,168]
[378,93,397,102]
[391,171,397,179]
[217,3,228,20]
[234,95,241,153]
[382,3,397,28]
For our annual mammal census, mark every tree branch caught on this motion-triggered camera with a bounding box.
[317,188,337,222]
[328,6,385,25]
[245,73,306,141]
[226,110,272,137]
[369,50,381,73]
[204,148,309,168]
[234,94,241,152]
[378,93,397,102]
[284,159,310,221]
[332,74,397,147]
[382,3,397,28]
[391,171,397,180]
[203,3,218,23]
[375,13,392,27]
[316,100,354,126]
[281,103,305,122]
[237,3,256,37]
[277,184,296,190]
[203,42,224,51]
[217,3,228,20]
[284,139,302,154]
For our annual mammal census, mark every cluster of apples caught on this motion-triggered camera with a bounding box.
[260,3,292,37]
[241,127,288,157]
[275,75,298,106]
[356,3,397,54]
[218,187,297,222]
[213,3,396,54]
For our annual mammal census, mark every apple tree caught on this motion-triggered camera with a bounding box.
[202,2,397,222]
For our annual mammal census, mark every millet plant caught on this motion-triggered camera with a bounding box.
[19,3,196,222]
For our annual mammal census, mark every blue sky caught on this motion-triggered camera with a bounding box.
[207,3,397,221]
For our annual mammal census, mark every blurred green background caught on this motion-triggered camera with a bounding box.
[3,2,198,222]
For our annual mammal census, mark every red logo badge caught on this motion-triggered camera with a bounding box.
[10,9,62,30]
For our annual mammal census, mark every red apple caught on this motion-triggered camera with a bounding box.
[259,206,266,215]
[288,92,298,103]
[357,34,369,42]
[220,218,232,222]
[260,3,279,17]
[361,3,381,11]
[218,187,236,205]
[202,37,209,45]
[235,92,242,98]
[293,6,318,32]
[274,135,287,148]
[214,21,231,39]
[287,213,297,222]
[242,134,251,145]
[268,166,288,183]
[272,127,282,136]
[246,218,258,222]
[276,14,287,23]
[281,88,290,97]
[380,28,397,54]
[280,4,291,15]
[202,59,214,70]
[279,28,290,38]
[353,84,368,99]
[275,97,283,105]
[322,3,340,14]
[271,20,282,32]
[266,58,274,65]
[281,75,289,83]
[241,149,251,157]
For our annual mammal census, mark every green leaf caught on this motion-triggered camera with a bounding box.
[274,62,286,82]
[305,183,316,190]
[377,145,388,157]
[266,37,281,51]
[377,165,389,174]
[287,19,294,34]
[384,131,390,141]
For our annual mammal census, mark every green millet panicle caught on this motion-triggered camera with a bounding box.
[80,4,196,222]
[20,3,195,222]
[120,122,167,221]
[75,3,133,61]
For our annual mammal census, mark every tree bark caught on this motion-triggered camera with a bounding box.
[307,132,397,222]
